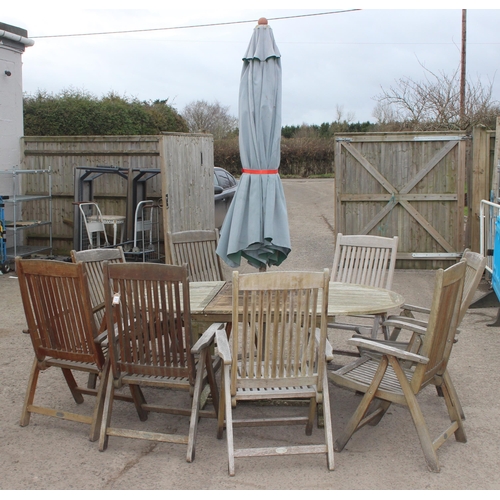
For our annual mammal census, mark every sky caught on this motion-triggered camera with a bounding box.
[2,1,499,127]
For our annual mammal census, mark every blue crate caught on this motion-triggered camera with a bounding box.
[492,215,500,300]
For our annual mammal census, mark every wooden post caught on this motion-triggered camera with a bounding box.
[492,117,500,202]
[470,125,489,253]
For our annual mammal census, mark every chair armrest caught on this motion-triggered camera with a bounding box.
[315,329,334,361]
[327,321,360,332]
[215,328,232,364]
[191,322,225,354]
[348,337,429,364]
[399,303,431,315]
[382,318,427,336]
[385,315,429,328]
[95,331,108,345]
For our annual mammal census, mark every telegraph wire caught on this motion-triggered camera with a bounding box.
[31,9,361,39]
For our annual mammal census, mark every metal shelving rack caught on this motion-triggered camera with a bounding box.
[0,166,52,263]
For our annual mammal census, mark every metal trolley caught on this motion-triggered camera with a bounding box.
[0,196,9,273]
[123,200,163,262]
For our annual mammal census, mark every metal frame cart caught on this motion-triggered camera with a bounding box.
[0,196,9,273]
[123,200,163,262]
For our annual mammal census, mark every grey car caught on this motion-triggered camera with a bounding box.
[214,167,238,229]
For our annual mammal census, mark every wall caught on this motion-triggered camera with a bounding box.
[0,22,34,189]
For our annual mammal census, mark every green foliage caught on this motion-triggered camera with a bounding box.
[282,121,375,139]
[214,135,335,178]
[23,89,188,136]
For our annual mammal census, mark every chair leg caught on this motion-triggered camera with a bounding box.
[321,369,335,471]
[129,385,148,421]
[335,357,388,452]
[87,373,98,389]
[187,347,207,463]
[61,368,85,404]
[389,356,440,472]
[217,366,226,440]
[99,373,115,451]
[442,371,465,421]
[205,350,219,416]
[89,361,110,442]
[222,365,235,476]
[440,373,467,443]
[20,357,40,427]
[306,397,316,436]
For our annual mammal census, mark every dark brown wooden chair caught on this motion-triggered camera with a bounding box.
[17,257,109,441]
[330,259,467,472]
[99,261,221,462]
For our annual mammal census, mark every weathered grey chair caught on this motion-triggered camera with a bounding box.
[367,249,487,419]
[385,249,486,340]
[71,247,126,334]
[328,233,399,355]
[168,229,230,340]
[330,259,467,472]
[168,229,224,282]
[216,269,334,476]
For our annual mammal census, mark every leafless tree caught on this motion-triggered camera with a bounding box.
[182,100,238,139]
[373,63,500,131]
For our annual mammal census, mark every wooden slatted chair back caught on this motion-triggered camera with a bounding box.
[168,230,224,282]
[16,257,104,368]
[103,262,195,384]
[71,247,126,330]
[331,234,399,289]
[412,260,466,391]
[459,249,486,325]
[231,269,330,395]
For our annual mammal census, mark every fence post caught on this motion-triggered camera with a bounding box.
[470,125,489,253]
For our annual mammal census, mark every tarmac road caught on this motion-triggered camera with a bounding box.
[1,179,499,490]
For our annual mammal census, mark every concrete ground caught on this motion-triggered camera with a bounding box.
[1,179,499,489]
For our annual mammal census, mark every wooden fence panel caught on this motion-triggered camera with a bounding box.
[335,132,469,269]
[19,133,213,256]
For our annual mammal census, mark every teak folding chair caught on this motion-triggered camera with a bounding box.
[16,257,109,441]
[385,249,486,341]
[71,246,126,335]
[216,269,334,476]
[168,229,225,282]
[329,260,467,472]
[328,233,399,355]
[372,249,487,420]
[99,262,221,462]
[168,229,230,339]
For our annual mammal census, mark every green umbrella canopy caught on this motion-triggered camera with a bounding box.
[217,18,291,269]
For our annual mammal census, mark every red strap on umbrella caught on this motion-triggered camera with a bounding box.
[242,169,278,174]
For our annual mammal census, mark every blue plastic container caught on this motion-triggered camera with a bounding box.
[492,215,500,300]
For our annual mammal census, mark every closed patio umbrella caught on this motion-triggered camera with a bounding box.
[216,18,291,270]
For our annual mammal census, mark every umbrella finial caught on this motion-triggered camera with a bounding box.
[258,17,268,25]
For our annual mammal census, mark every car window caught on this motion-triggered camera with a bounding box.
[215,170,236,189]
[214,173,221,187]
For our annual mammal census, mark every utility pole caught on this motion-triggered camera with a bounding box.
[460,9,467,127]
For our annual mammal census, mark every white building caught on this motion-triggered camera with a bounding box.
[0,22,34,191]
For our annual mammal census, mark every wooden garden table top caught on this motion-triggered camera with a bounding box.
[189,281,405,322]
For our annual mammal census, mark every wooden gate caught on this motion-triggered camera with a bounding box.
[334,132,469,269]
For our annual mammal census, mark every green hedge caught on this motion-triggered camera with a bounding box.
[214,136,335,177]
